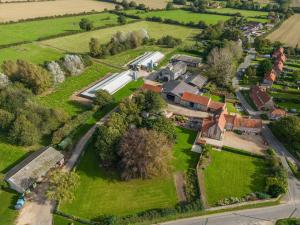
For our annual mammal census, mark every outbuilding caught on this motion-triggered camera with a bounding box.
[4,147,64,193]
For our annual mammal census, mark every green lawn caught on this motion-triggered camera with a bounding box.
[0,189,19,225]
[204,150,268,206]
[226,102,238,113]
[0,43,62,67]
[39,63,116,116]
[0,13,135,46]
[40,21,199,53]
[206,8,269,18]
[203,93,224,102]
[125,9,231,25]
[60,127,197,219]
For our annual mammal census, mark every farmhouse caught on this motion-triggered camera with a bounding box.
[162,80,198,103]
[201,111,262,141]
[269,108,287,120]
[80,70,136,99]
[170,54,202,67]
[4,147,64,193]
[273,60,284,74]
[250,85,274,110]
[263,70,276,86]
[185,73,208,89]
[158,61,187,81]
[128,51,164,71]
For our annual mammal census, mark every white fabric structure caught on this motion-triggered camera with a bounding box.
[81,70,135,98]
[129,51,164,69]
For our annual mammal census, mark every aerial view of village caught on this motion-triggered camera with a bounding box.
[0,0,299,224]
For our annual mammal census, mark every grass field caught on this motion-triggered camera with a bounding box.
[41,21,199,53]
[206,8,269,18]
[0,43,62,67]
[60,127,197,219]
[0,13,135,46]
[276,218,300,225]
[226,102,238,113]
[204,149,267,206]
[121,0,169,9]
[0,0,115,22]
[53,215,83,225]
[267,14,300,47]
[125,9,232,25]
[39,63,116,116]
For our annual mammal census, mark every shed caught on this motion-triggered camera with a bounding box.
[129,52,165,70]
[171,54,202,67]
[4,147,64,193]
[185,74,208,89]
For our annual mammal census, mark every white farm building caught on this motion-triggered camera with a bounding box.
[80,70,137,99]
[129,51,164,70]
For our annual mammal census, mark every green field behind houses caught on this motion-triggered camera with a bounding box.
[0,13,135,46]
[204,149,268,206]
[60,127,197,219]
[124,9,232,25]
[40,21,199,53]
[0,43,62,67]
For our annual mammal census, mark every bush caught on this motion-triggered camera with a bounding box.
[156,35,182,48]
[185,169,200,202]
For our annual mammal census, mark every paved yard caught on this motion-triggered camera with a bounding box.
[167,103,209,118]
[223,132,268,155]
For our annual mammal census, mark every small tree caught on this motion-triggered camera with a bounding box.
[47,169,79,203]
[143,91,166,113]
[257,59,273,77]
[166,2,174,10]
[94,89,114,108]
[79,18,94,31]
[117,15,126,24]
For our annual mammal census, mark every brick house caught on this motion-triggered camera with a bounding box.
[263,69,276,87]
[180,92,211,111]
[250,85,274,110]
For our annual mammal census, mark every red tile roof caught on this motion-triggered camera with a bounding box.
[264,70,276,82]
[234,117,262,129]
[272,47,284,58]
[141,83,162,93]
[208,101,226,110]
[181,92,211,106]
[270,108,287,117]
[274,60,284,72]
[250,86,272,108]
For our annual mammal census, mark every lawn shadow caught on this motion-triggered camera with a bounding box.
[248,158,268,193]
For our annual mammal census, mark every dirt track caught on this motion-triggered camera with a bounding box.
[0,0,115,22]
[267,14,300,47]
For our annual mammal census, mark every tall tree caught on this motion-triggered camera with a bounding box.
[118,128,172,180]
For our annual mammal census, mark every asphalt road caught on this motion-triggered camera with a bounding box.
[161,126,300,225]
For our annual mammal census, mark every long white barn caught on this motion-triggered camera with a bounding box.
[80,70,136,99]
[129,51,164,70]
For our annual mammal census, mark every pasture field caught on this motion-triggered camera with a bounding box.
[267,14,300,47]
[41,21,199,53]
[60,127,196,219]
[0,13,135,46]
[0,0,115,22]
[291,0,300,7]
[125,9,232,25]
[206,8,269,18]
[204,149,268,206]
[0,43,62,66]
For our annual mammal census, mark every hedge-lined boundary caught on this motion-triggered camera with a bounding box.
[0,18,141,49]
[222,146,265,159]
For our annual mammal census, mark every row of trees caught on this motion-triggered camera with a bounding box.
[94,90,176,180]
[89,29,150,58]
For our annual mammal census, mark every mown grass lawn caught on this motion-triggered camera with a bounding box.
[0,13,135,46]
[60,127,197,219]
[204,150,268,206]
[0,43,62,66]
[125,9,231,25]
[41,21,199,53]
[53,215,83,225]
[226,102,238,113]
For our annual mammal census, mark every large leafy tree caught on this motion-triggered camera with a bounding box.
[143,91,166,113]
[94,89,114,109]
[2,60,52,94]
[118,128,172,180]
[47,169,79,203]
[257,59,273,77]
